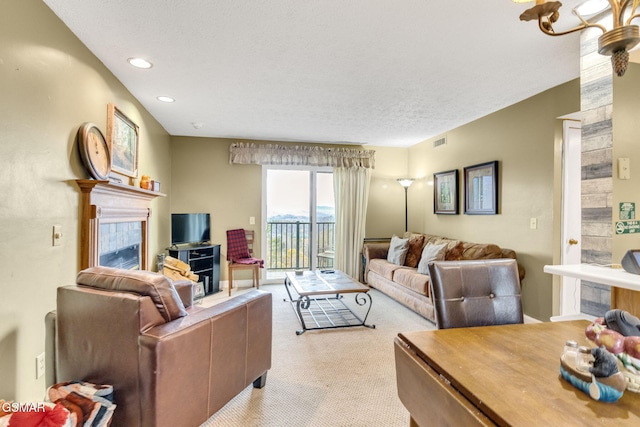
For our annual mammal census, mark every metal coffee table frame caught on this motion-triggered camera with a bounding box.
[284,270,375,335]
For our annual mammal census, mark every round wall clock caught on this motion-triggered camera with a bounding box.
[78,122,111,180]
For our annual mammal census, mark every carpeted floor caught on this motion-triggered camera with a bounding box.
[199,283,435,427]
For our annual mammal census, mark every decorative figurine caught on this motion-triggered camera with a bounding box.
[560,346,626,402]
[140,175,151,190]
[585,310,640,394]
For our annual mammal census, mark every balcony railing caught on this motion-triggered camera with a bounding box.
[266,221,335,270]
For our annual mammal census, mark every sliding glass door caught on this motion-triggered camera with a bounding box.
[263,167,334,273]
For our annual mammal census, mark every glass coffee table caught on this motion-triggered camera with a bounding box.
[284,269,375,335]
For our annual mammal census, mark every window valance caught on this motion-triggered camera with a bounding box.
[229,143,375,169]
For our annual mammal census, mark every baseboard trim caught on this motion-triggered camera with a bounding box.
[524,314,542,323]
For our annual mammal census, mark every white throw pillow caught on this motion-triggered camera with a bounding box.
[417,242,448,274]
[387,235,409,265]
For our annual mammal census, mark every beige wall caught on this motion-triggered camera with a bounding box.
[365,146,410,238]
[169,138,404,280]
[613,63,640,262]
[170,137,262,278]
[406,80,580,321]
[0,0,172,401]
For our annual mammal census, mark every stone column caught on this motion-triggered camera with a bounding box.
[579,29,613,316]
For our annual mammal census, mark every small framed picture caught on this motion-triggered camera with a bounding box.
[464,161,499,215]
[434,169,458,214]
[107,103,139,178]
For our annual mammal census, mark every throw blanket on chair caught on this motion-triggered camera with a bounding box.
[47,381,116,427]
[227,229,264,268]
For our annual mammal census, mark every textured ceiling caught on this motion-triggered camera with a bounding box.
[42,0,593,147]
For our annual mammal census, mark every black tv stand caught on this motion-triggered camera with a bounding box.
[168,244,221,295]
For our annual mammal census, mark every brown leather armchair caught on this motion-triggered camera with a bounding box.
[427,259,523,329]
[45,266,272,427]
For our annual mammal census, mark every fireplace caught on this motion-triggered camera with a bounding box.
[99,222,142,270]
[76,180,165,270]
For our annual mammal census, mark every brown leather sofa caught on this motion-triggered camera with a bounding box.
[45,266,272,427]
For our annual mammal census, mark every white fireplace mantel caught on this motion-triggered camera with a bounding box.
[76,179,165,270]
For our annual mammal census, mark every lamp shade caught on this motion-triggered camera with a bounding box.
[397,178,414,188]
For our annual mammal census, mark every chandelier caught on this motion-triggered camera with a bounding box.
[515,0,640,76]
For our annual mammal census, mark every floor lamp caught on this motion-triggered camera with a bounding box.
[397,178,414,232]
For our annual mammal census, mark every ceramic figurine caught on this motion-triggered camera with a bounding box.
[560,346,626,402]
[140,175,151,190]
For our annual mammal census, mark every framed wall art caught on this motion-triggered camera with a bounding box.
[107,103,139,178]
[434,169,458,214]
[464,160,499,215]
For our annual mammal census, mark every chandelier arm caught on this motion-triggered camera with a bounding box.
[538,19,605,36]
[626,13,640,25]
[620,0,633,16]
[612,1,625,27]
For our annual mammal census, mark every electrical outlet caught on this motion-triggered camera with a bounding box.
[530,218,537,230]
[36,352,45,379]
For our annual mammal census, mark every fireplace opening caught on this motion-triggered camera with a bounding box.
[99,222,142,270]
[100,245,140,270]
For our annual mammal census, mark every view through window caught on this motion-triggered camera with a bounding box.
[265,168,335,274]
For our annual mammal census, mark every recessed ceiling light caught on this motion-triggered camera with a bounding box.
[127,57,153,69]
[157,96,175,103]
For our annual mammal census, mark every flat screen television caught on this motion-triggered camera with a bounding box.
[171,213,210,245]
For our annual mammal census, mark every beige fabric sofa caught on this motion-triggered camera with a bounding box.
[363,233,525,323]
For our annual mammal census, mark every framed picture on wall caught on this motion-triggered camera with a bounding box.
[434,169,458,214]
[107,103,139,178]
[464,160,499,215]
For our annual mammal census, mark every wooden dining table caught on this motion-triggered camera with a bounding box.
[394,320,640,426]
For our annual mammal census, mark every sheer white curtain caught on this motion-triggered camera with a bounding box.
[333,166,371,279]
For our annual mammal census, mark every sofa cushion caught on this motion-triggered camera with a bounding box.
[417,242,447,274]
[424,234,447,244]
[387,235,409,265]
[368,258,409,280]
[404,234,426,268]
[76,266,188,322]
[462,242,503,260]
[443,240,465,261]
[393,268,431,296]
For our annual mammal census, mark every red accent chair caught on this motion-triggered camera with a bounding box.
[227,229,264,296]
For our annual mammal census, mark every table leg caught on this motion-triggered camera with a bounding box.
[355,292,375,329]
[283,276,297,302]
[296,295,311,335]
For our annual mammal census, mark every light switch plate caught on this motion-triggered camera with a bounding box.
[618,158,630,180]
[52,225,62,246]
[36,352,45,379]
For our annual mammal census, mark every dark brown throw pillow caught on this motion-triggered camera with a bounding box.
[444,241,465,261]
[404,234,425,268]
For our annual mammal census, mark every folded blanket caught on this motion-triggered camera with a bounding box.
[47,382,116,427]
